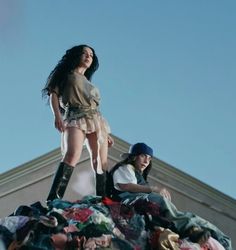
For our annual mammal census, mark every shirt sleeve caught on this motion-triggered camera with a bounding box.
[50,86,59,96]
[113,164,137,191]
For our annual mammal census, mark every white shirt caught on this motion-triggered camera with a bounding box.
[113,164,137,191]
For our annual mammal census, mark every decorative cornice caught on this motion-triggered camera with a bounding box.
[0,134,235,216]
[151,158,236,208]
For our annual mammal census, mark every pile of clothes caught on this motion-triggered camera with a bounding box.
[0,196,226,250]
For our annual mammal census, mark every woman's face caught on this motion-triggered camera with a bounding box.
[79,47,93,69]
[134,154,152,172]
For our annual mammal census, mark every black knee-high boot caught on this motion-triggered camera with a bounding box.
[47,162,74,202]
[96,172,106,197]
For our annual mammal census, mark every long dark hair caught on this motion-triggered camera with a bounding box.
[42,44,99,99]
[112,155,152,181]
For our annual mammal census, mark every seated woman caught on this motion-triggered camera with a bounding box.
[107,142,232,250]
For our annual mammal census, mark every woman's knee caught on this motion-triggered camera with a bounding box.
[63,150,80,166]
[91,157,98,166]
[101,158,108,171]
[149,193,165,206]
[100,143,108,170]
[90,153,108,171]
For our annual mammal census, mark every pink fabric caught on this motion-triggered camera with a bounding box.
[179,239,201,250]
[201,237,225,250]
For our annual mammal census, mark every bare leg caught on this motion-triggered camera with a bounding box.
[99,134,108,172]
[86,132,109,196]
[86,132,108,172]
[62,127,86,167]
[46,127,85,202]
[86,132,100,172]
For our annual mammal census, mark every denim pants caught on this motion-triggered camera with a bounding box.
[119,192,232,250]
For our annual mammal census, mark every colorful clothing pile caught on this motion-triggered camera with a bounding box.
[0,196,229,250]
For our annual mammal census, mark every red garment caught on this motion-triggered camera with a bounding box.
[133,199,160,217]
[63,207,93,223]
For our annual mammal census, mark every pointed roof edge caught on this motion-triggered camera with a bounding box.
[0,134,235,217]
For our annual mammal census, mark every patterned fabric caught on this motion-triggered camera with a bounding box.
[149,227,179,250]
[63,207,93,223]
[0,216,29,233]
[179,239,201,250]
[64,107,110,144]
[59,72,111,145]
[0,197,232,250]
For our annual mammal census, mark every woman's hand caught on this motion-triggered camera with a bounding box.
[54,115,65,132]
[108,135,114,147]
[50,92,65,132]
[159,188,171,201]
[150,186,160,193]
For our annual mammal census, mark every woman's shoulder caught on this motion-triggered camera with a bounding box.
[67,72,92,88]
[68,71,86,80]
[118,164,135,173]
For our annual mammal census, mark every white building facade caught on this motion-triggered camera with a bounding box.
[0,135,235,247]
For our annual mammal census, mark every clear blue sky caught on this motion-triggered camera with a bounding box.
[0,1,235,199]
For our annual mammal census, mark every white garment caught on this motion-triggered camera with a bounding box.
[0,216,29,233]
[113,164,137,191]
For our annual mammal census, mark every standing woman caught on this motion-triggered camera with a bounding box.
[42,45,113,201]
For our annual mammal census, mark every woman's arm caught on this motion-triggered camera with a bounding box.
[150,186,172,201]
[108,134,114,147]
[117,183,152,193]
[50,92,65,132]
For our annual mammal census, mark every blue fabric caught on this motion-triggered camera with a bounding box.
[128,143,153,157]
[118,191,232,250]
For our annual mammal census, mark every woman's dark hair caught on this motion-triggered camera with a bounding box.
[42,44,99,99]
[113,155,152,181]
